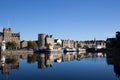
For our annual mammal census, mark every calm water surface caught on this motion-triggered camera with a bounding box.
[0,52,120,80]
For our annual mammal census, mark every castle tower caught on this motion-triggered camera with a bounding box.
[38,34,46,47]
[0,28,21,49]
[3,28,12,42]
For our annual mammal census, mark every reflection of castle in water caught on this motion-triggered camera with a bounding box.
[37,54,54,69]
[0,55,20,74]
[0,52,106,74]
[106,49,120,78]
[36,52,106,69]
[0,52,33,75]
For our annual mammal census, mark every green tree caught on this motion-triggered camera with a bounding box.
[28,41,37,49]
[77,43,81,48]
[12,41,18,49]
[55,43,62,47]
[83,45,89,49]
[6,41,18,50]
[6,42,12,49]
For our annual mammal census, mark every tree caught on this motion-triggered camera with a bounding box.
[108,31,120,48]
[116,31,120,40]
[28,41,37,49]
[12,41,18,49]
[6,42,12,49]
[55,43,62,47]
[116,31,120,48]
[83,45,89,49]
[6,41,18,50]
[77,43,81,48]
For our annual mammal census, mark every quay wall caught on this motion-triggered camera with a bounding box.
[1,50,34,56]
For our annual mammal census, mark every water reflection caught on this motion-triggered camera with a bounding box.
[0,52,107,74]
[35,52,107,69]
[0,53,33,75]
[106,49,120,78]
[0,55,19,74]
[37,53,54,69]
[1,51,120,80]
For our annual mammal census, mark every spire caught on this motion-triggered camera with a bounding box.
[7,19,10,27]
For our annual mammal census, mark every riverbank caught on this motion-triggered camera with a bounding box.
[1,50,34,55]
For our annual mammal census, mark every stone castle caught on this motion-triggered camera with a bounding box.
[0,28,20,48]
[0,28,106,50]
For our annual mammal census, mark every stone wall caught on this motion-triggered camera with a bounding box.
[1,50,34,56]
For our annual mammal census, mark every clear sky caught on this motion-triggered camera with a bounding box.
[0,0,120,41]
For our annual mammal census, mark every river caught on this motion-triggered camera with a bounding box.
[0,51,120,80]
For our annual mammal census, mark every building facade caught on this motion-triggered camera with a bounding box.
[20,40,28,49]
[45,35,54,46]
[38,34,46,47]
[80,40,106,49]
[62,40,75,48]
[0,28,20,48]
[38,34,54,47]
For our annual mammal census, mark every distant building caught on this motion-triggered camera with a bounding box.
[38,34,106,49]
[38,34,46,47]
[20,40,28,49]
[62,40,75,48]
[95,40,106,49]
[54,39,62,50]
[69,40,74,48]
[80,40,106,49]
[74,41,79,48]
[54,39,62,45]
[38,34,54,48]
[0,28,20,48]
[46,35,54,46]
[62,40,69,48]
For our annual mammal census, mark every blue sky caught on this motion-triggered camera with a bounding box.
[0,0,120,41]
